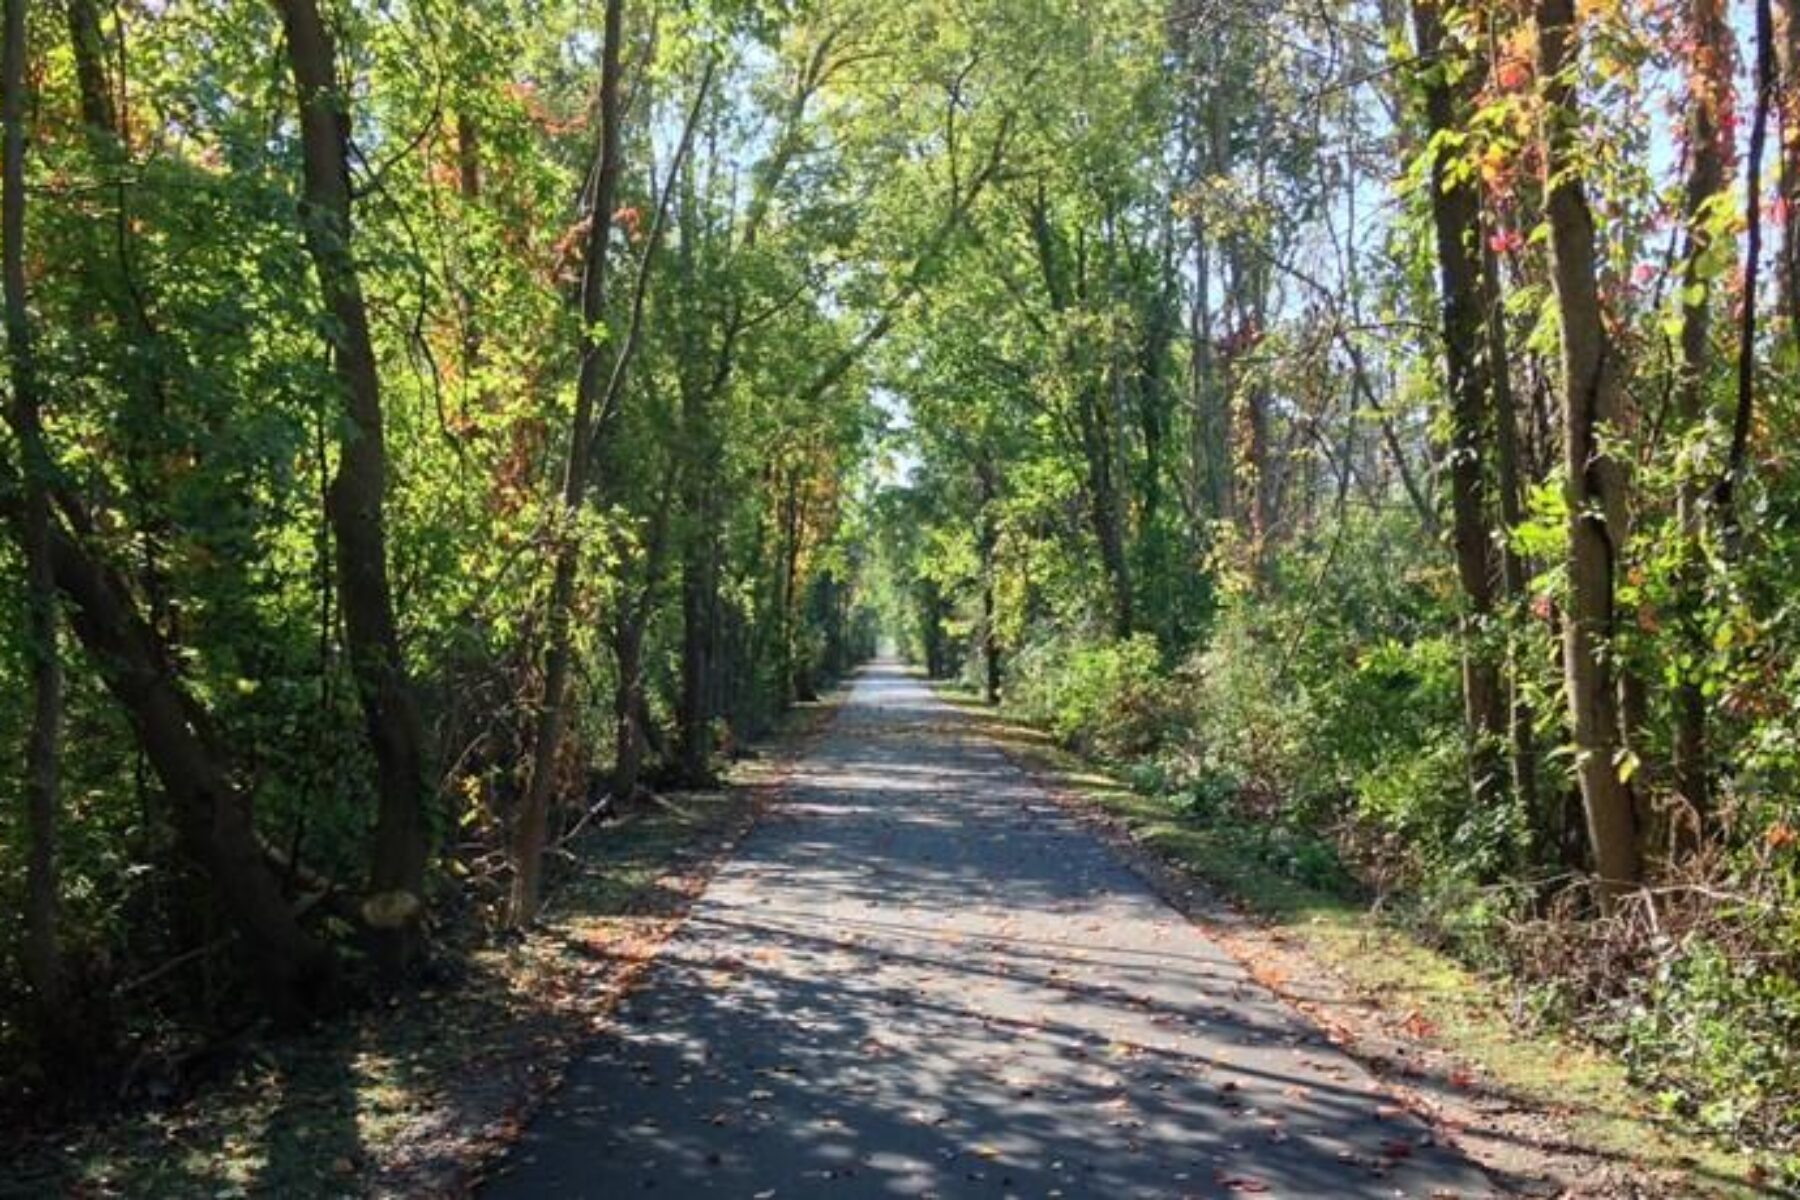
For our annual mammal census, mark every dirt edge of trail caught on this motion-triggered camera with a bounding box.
[429,694,851,1198]
[972,711,1758,1200]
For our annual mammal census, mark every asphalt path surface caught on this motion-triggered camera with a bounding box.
[484,662,1500,1198]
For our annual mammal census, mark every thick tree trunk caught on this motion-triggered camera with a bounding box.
[611,617,648,803]
[1535,0,1641,903]
[64,0,115,134]
[511,0,626,925]
[4,0,65,1026]
[4,1,332,1022]
[1412,0,1508,812]
[277,0,431,962]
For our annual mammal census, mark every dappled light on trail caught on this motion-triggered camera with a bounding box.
[482,663,1499,1198]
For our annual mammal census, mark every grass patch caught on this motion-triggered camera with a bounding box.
[939,686,1780,1198]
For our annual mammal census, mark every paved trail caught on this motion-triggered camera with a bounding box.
[485,663,1500,1198]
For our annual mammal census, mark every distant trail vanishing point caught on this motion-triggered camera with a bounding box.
[482,661,1501,1199]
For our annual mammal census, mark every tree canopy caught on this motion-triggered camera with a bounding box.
[2,0,1799,1178]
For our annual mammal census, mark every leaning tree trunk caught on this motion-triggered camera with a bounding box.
[276,0,430,964]
[511,0,626,925]
[1411,0,1508,814]
[32,521,339,1020]
[4,13,333,1014]
[4,0,66,1028]
[1535,0,1642,904]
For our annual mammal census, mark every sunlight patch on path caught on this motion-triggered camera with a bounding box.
[481,662,1502,1198]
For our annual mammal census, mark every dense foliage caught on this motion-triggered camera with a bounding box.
[0,0,1021,1110]
[870,0,1800,1165]
[2,0,1798,1176]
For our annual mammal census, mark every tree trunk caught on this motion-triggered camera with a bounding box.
[674,169,722,787]
[977,456,1002,704]
[1716,0,1775,554]
[1080,386,1134,637]
[1535,0,1641,903]
[511,0,626,925]
[1183,29,1228,524]
[64,0,115,134]
[5,3,332,1018]
[920,579,948,678]
[1777,0,1799,353]
[1411,0,1508,813]
[1030,188,1133,635]
[670,53,827,786]
[277,0,431,964]
[455,112,487,407]
[1243,378,1273,586]
[34,520,338,1019]
[677,490,717,782]
[677,494,717,783]
[68,0,183,654]
[611,616,648,803]
[778,467,812,703]
[4,0,66,1028]
[1484,238,1541,838]
[1664,0,1733,845]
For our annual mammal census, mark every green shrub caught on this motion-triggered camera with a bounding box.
[1621,938,1800,1149]
[994,506,1800,1169]
[1010,632,1168,758]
